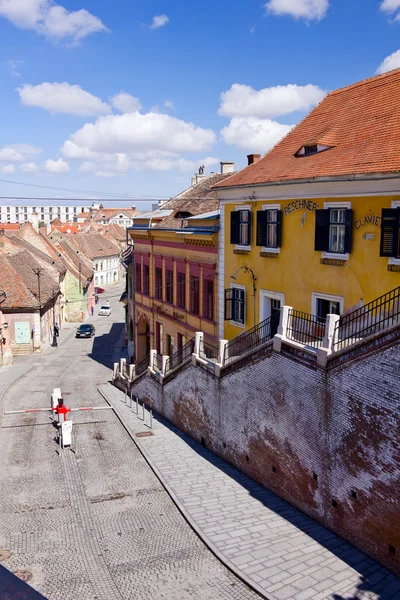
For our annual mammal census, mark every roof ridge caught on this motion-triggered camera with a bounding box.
[327,67,400,97]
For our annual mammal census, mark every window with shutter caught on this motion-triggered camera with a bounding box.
[315,207,352,255]
[190,276,200,314]
[203,279,214,321]
[380,208,400,258]
[257,208,282,249]
[177,272,186,308]
[166,269,174,304]
[143,265,150,295]
[231,209,251,246]
[135,263,142,293]
[155,267,163,300]
[224,289,233,320]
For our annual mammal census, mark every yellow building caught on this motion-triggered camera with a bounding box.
[128,167,235,363]
[215,70,400,341]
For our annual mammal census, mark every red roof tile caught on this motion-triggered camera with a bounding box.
[215,68,400,189]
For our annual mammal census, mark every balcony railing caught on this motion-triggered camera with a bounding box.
[287,310,325,348]
[223,315,275,364]
[135,353,150,377]
[334,285,400,351]
[202,335,219,361]
[165,338,195,374]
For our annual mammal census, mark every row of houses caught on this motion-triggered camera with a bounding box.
[0,221,123,363]
[125,67,400,364]
[0,202,140,229]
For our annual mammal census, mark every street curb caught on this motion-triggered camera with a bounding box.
[0,365,36,428]
[97,384,270,600]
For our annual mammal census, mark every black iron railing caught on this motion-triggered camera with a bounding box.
[287,310,326,348]
[165,338,195,374]
[135,353,150,377]
[202,335,219,360]
[122,361,129,378]
[153,352,163,372]
[334,286,400,351]
[223,315,275,364]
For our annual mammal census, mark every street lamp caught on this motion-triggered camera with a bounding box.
[231,263,257,327]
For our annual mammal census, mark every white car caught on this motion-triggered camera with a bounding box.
[98,305,111,316]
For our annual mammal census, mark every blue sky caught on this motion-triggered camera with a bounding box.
[1,0,400,210]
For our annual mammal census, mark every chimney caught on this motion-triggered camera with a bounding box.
[220,161,235,174]
[247,154,261,166]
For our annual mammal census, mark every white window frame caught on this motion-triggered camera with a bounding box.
[261,204,281,254]
[389,200,400,265]
[312,292,344,318]
[260,289,284,322]
[230,282,246,329]
[322,201,351,261]
[235,205,251,251]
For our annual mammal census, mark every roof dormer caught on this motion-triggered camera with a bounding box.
[295,143,332,157]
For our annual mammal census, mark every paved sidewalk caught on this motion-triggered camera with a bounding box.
[100,383,400,600]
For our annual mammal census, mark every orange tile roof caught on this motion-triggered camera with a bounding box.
[0,223,21,230]
[215,68,400,189]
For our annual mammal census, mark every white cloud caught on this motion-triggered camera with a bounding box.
[8,59,24,77]
[0,0,108,44]
[219,83,326,119]
[44,158,70,173]
[19,162,40,173]
[78,153,219,176]
[0,164,16,174]
[164,100,175,111]
[376,49,400,73]
[250,25,255,34]
[9,143,42,159]
[0,144,42,164]
[18,82,111,116]
[221,116,293,153]
[149,14,169,29]
[111,92,142,113]
[0,147,24,162]
[63,112,216,156]
[264,0,329,21]
[380,0,400,13]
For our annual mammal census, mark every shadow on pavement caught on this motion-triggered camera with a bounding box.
[88,323,124,369]
[152,414,399,600]
[0,564,47,599]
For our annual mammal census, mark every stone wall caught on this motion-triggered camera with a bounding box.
[130,334,400,575]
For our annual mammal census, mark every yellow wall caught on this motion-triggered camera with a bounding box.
[224,194,400,340]
[131,227,219,359]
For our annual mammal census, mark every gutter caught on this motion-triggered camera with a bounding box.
[214,171,400,191]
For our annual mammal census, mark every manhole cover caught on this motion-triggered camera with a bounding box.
[0,550,11,561]
[13,570,32,583]
[136,431,154,438]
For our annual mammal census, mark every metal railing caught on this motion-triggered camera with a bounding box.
[165,338,195,374]
[287,310,326,348]
[334,285,400,351]
[202,335,219,361]
[153,353,163,373]
[223,315,275,364]
[135,353,150,377]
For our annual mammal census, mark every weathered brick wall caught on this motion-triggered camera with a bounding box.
[130,339,400,575]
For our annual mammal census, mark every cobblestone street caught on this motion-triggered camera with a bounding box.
[0,285,259,600]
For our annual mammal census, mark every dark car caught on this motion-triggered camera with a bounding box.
[76,324,95,338]
[95,287,105,294]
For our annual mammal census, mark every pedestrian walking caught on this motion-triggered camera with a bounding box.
[54,323,59,337]
[91,305,94,316]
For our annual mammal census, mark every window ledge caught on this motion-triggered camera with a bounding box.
[388,257,400,266]
[262,247,280,254]
[230,320,246,329]
[322,251,349,261]
[235,245,251,252]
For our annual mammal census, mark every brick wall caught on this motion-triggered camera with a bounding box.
[130,335,400,575]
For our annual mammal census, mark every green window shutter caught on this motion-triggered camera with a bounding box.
[314,209,329,251]
[380,208,400,257]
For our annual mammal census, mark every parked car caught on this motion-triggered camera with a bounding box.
[95,287,105,294]
[98,305,111,316]
[76,324,95,338]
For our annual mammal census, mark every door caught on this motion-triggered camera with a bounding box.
[270,299,281,336]
[15,322,30,344]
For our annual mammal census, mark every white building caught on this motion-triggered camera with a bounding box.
[0,204,90,225]
[94,255,120,287]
